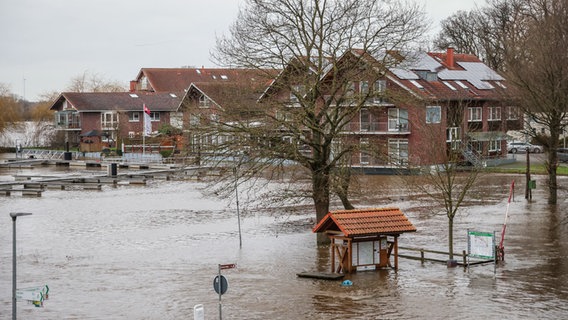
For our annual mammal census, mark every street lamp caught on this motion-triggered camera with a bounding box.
[11,212,32,320]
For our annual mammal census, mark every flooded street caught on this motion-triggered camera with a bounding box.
[0,162,567,319]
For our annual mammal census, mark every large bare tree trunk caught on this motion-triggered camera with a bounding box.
[313,168,331,244]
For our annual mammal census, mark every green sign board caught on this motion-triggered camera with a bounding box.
[467,230,495,259]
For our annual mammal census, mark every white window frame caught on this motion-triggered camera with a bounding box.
[129,112,140,122]
[360,138,370,164]
[489,139,501,152]
[360,109,371,131]
[426,106,441,124]
[199,95,211,108]
[488,107,501,121]
[360,81,369,95]
[388,138,409,165]
[101,112,118,128]
[468,107,482,122]
[446,127,461,142]
[506,106,519,120]
[388,108,408,131]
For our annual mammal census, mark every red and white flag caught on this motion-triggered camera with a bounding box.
[143,104,152,136]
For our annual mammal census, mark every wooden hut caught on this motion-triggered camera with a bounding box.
[313,207,416,273]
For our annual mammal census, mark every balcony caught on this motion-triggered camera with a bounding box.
[343,121,411,134]
[55,111,81,130]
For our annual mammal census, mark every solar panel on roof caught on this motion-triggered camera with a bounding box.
[391,68,419,80]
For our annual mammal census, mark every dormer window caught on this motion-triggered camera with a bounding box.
[415,70,438,81]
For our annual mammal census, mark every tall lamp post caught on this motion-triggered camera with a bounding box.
[11,212,32,320]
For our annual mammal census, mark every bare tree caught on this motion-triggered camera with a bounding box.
[209,0,427,242]
[402,116,482,261]
[433,0,525,72]
[66,70,125,93]
[502,0,568,205]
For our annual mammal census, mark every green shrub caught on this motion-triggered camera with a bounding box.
[160,150,173,158]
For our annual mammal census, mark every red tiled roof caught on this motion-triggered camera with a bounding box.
[312,207,416,237]
[49,92,182,112]
[137,68,276,92]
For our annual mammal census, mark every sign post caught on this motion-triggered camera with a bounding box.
[467,230,496,274]
[214,263,236,320]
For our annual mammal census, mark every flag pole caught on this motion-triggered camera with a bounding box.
[142,104,146,158]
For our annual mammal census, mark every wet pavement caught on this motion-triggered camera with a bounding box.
[0,161,566,319]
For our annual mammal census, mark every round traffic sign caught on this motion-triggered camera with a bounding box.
[213,275,228,295]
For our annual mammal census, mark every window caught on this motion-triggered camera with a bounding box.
[199,95,211,107]
[506,106,519,120]
[447,127,461,150]
[488,107,501,121]
[360,81,369,95]
[373,80,387,103]
[129,112,140,122]
[446,127,461,142]
[346,82,356,96]
[415,71,438,81]
[360,138,370,164]
[149,112,160,121]
[128,131,135,138]
[360,109,371,131]
[189,115,200,126]
[468,107,482,122]
[276,110,292,122]
[375,80,386,93]
[388,108,408,131]
[426,106,441,124]
[101,112,118,128]
[489,139,501,152]
[388,138,409,165]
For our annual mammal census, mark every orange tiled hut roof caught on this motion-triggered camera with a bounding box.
[313,207,417,237]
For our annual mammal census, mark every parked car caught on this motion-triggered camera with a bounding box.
[507,142,543,153]
[557,148,568,163]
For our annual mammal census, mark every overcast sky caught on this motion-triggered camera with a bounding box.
[0,0,485,101]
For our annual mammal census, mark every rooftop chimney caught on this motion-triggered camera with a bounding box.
[446,47,455,68]
[129,80,137,92]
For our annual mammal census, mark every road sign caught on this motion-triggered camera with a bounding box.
[219,263,236,270]
[213,275,228,295]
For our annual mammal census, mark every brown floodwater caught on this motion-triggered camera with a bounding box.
[0,162,567,319]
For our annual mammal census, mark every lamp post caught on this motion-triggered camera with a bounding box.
[11,212,32,320]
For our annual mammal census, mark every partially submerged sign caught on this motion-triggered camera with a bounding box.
[16,285,49,307]
[468,230,495,259]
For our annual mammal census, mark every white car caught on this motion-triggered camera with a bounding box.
[507,142,543,153]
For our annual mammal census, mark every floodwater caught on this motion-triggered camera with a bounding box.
[0,160,567,319]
